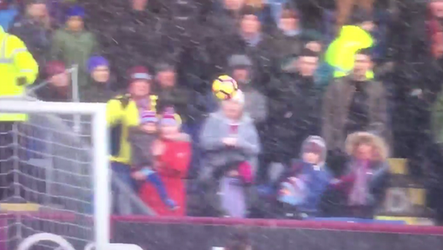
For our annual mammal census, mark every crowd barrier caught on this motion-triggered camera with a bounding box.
[0,214,441,250]
[111,216,443,250]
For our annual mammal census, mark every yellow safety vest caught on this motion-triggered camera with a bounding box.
[0,26,39,121]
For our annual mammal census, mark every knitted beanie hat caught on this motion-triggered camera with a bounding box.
[87,56,109,73]
[128,66,152,84]
[160,107,182,126]
[140,110,158,124]
[45,61,66,79]
[66,5,85,19]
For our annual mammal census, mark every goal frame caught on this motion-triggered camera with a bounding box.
[0,99,110,248]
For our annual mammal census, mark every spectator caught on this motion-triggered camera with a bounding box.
[9,0,52,67]
[335,0,374,32]
[106,66,158,214]
[324,7,374,79]
[154,62,191,122]
[209,0,246,37]
[267,48,322,166]
[208,5,274,88]
[36,60,70,101]
[0,0,18,31]
[273,8,322,61]
[140,109,191,216]
[0,24,38,200]
[330,131,389,219]
[277,136,332,217]
[107,0,164,88]
[200,90,260,217]
[50,5,98,95]
[228,54,268,124]
[322,48,389,174]
[129,110,178,210]
[81,56,116,102]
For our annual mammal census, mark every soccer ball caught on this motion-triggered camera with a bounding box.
[212,75,239,100]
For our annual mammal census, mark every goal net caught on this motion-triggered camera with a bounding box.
[0,97,109,250]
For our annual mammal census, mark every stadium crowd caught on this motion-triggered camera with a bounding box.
[4,0,443,224]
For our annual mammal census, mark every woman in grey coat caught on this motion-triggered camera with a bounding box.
[200,90,261,217]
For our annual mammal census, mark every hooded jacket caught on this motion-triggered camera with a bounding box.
[0,26,39,121]
[325,25,374,78]
[333,132,390,208]
[278,136,332,211]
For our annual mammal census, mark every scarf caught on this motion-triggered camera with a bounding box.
[348,160,370,206]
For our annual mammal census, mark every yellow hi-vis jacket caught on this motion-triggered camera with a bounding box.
[106,94,158,165]
[325,25,374,79]
[0,26,39,122]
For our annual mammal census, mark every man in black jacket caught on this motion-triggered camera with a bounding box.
[266,48,322,167]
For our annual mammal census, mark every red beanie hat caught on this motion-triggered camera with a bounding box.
[45,61,66,79]
[128,66,152,84]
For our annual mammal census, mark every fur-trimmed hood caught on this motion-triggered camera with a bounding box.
[345,131,389,161]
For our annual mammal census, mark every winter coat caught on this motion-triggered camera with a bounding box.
[139,134,191,216]
[200,111,260,180]
[80,78,118,103]
[9,16,52,67]
[322,76,389,152]
[128,128,157,167]
[333,132,389,208]
[278,136,332,211]
[267,73,323,163]
[35,85,70,102]
[50,28,98,88]
[242,86,268,125]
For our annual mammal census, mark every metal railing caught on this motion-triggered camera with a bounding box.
[26,65,82,134]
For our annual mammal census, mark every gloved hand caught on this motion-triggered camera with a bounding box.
[16,77,27,86]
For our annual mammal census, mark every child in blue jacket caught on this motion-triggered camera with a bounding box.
[278,136,332,215]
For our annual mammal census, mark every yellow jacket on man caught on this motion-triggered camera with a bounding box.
[106,94,158,164]
[0,26,39,121]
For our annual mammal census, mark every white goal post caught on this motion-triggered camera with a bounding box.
[0,99,110,249]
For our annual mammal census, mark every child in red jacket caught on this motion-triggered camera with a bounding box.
[139,108,191,216]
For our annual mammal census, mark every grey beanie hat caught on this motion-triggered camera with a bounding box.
[228,54,253,68]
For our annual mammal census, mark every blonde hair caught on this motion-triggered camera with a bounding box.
[345,132,389,161]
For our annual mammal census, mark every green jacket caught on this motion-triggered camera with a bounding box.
[50,28,98,89]
[325,25,374,79]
